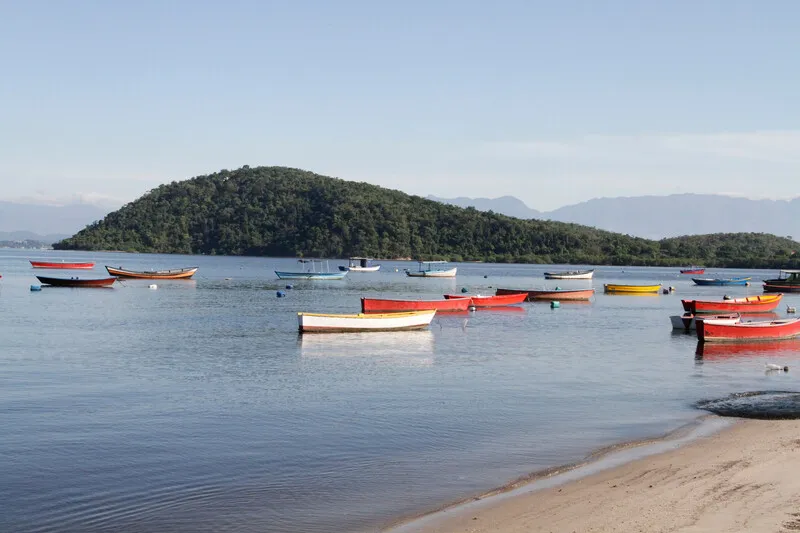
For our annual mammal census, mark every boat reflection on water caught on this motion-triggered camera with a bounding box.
[299,329,435,367]
[695,338,800,361]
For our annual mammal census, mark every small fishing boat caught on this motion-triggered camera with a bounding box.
[680,267,705,275]
[339,257,381,272]
[670,313,741,332]
[361,297,471,313]
[692,277,751,286]
[697,316,800,342]
[496,287,595,301]
[763,270,800,293]
[444,292,528,308]
[298,310,436,333]
[275,259,348,280]
[35,275,116,287]
[682,293,783,314]
[405,261,457,278]
[105,266,198,279]
[30,260,94,269]
[543,269,594,280]
[603,283,661,294]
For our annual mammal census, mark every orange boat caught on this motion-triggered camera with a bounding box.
[30,260,94,269]
[496,287,595,301]
[444,292,528,308]
[105,266,198,279]
[697,317,800,342]
[361,297,471,313]
[682,294,783,314]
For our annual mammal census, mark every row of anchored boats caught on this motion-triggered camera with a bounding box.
[26,260,198,287]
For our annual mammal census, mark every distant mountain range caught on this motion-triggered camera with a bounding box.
[0,201,109,244]
[428,194,800,240]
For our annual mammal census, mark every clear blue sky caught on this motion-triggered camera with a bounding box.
[1,0,798,210]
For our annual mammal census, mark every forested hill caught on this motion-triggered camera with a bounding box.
[54,166,800,268]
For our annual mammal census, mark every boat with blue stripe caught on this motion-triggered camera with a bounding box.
[692,276,751,286]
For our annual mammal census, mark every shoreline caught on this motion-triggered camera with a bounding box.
[384,415,800,533]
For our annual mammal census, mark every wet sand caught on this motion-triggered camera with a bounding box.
[389,418,800,533]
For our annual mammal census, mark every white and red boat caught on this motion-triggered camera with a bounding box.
[670,313,740,332]
[443,292,528,308]
[298,310,436,333]
[697,317,800,342]
[361,297,470,313]
[30,260,95,269]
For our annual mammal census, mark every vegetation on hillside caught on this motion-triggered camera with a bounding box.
[54,166,800,268]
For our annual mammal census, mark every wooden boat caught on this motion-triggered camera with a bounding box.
[30,260,94,269]
[697,316,800,342]
[339,257,381,272]
[35,275,116,287]
[603,283,661,294]
[444,292,528,308]
[692,277,751,286]
[361,297,470,313]
[670,313,740,332]
[275,259,348,280]
[682,293,783,314]
[543,269,594,280]
[496,287,595,301]
[105,266,198,279]
[763,270,800,293]
[405,261,457,278]
[680,267,705,275]
[298,310,436,333]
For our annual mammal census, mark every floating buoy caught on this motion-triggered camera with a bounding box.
[788,306,797,314]
[555,286,561,291]
[662,288,670,294]
[550,301,560,308]
[149,284,158,290]
[276,291,286,298]
[469,306,477,312]
[766,363,789,372]
[723,294,732,300]
[670,286,676,292]
[285,284,293,290]
[224,277,232,281]
[745,282,751,286]
[461,287,469,293]
[484,275,488,278]
[30,285,41,291]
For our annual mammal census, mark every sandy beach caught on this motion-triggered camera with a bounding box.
[392,418,800,533]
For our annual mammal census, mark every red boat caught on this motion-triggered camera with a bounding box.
[697,317,800,342]
[361,297,471,313]
[30,260,95,269]
[35,275,116,287]
[680,267,705,275]
[443,292,528,308]
[681,294,783,314]
[496,288,595,301]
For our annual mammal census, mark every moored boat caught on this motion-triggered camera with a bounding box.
[603,283,661,294]
[692,277,751,286]
[697,316,800,342]
[30,260,94,269]
[680,267,705,275]
[361,297,471,313]
[682,293,783,314]
[405,261,457,278]
[298,310,436,333]
[276,259,348,280]
[763,270,800,293]
[443,292,528,308]
[339,257,381,272]
[105,266,198,279]
[543,269,594,280]
[670,313,740,332]
[35,275,116,287]
[496,287,595,301]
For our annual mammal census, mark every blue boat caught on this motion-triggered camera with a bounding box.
[692,276,751,286]
[275,259,348,280]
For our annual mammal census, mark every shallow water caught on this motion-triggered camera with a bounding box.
[1,251,799,532]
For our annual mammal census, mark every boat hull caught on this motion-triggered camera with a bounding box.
[275,271,348,280]
[30,261,94,269]
[444,292,528,307]
[543,269,594,280]
[105,266,198,279]
[682,294,783,314]
[406,267,457,278]
[496,288,595,301]
[680,268,705,275]
[603,284,661,294]
[298,310,436,333]
[763,283,800,293]
[698,317,800,342]
[692,277,750,286]
[35,275,116,287]
[670,313,740,331]
[361,297,470,313]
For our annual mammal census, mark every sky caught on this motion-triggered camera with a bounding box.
[1,0,799,211]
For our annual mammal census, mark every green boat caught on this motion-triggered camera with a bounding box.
[763,270,800,293]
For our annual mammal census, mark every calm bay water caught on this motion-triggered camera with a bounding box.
[2,250,799,532]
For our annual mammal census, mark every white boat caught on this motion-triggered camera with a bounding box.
[298,310,436,333]
[670,313,741,331]
[339,257,381,272]
[543,269,594,280]
[405,261,457,278]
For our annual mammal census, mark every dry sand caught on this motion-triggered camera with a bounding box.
[391,418,800,533]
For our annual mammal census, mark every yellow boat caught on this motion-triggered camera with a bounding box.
[603,283,662,294]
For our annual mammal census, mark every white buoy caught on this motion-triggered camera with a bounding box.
[788,306,797,314]
[149,284,158,290]
[765,363,789,372]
